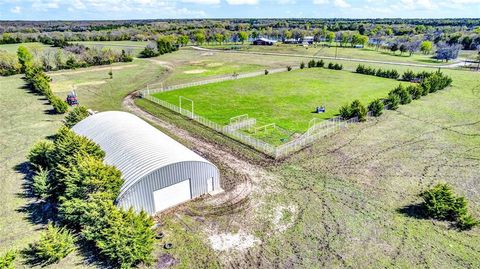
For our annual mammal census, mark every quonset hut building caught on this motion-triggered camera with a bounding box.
[72,111,221,215]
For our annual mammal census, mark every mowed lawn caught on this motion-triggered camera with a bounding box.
[154,68,407,133]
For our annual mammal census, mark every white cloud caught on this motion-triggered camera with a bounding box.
[333,0,350,8]
[313,0,350,7]
[181,0,220,4]
[277,0,295,4]
[226,0,259,5]
[10,6,21,13]
[399,0,437,10]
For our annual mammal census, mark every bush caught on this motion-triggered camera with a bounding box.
[50,95,69,114]
[300,62,305,69]
[407,85,422,100]
[64,106,90,128]
[350,100,367,122]
[307,59,316,68]
[0,249,16,269]
[29,223,75,265]
[385,93,400,110]
[327,62,334,69]
[402,70,416,81]
[264,69,269,75]
[420,183,478,230]
[287,65,292,71]
[390,84,412,105]
[368,99,384,117]
[339,104,351,119]
[32,168,50,199]
[316,60,324,68]
[81,200,155,268]
[28,139,54,170]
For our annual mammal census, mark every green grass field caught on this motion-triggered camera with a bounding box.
[204,43,477,65]
[2,45,479,268]
[153,67,407,142]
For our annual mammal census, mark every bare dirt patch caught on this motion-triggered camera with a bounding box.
[208,230,260,251]
[49,64,137,76]
[184,69,207,74]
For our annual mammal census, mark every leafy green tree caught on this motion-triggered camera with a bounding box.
[29,223,76,265]
[238,31,249,44]
[368,99,384,117]
[350,100,367,122]
[178,35,190,46]
[326,31,335,44]
[214,33,224,44]
[80,199,155,268]
[32,168,50,199]
[194,31,206,45]
[420,41,433,54]
[28,139,55,170]
[0,249,16,269]
[339,104,351,119]
[64,106,89,128]
[50,95,69,114]
[17,45,33,72]
[390,84,412,105]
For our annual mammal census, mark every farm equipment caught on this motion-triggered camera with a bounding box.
[315,106,326,113]
[66,91,79,106]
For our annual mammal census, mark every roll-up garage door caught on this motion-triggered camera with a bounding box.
[153,179,191,212]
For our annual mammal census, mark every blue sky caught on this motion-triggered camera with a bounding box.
[0,0,479,20]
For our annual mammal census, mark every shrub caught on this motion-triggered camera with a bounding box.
[350,100,367,122]
[264,69,269,75]
[402,70,416,81]
[339,104,351,119]
[28,139,54,170]
[407,85,422,100]
[385,93,400,110]
[0,249,16,269]
[390,84,412,105]
[316,60,324,68]
[368,99,384,117]
[420,80,431,96]
[50,95,69,114]
[29,223,75,265]
[32,168,50,199]
[300,62,305,69]
[81,200,155,268]
[420,183,478,230]
[307,59,316,68]
[287,65,292,71]
[64,106,90,128]
[327,62,334,69]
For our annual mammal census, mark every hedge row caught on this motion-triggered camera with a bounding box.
[340,70,452,121]
[27,119,155,267]
[356,64,400,79]
[19,46,69,114]
[301,59,343,70]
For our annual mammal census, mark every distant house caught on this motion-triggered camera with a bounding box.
[302,36,314,44]
[283,38,300,44]
[252,38,276,46]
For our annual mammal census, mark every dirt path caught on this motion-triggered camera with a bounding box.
[191,46,465,69]
[49,64,138,76]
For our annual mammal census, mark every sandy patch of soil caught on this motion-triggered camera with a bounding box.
[208,231,260,251]
[184,69,207,74]
[49,64,137,76]
[206,62,223,67]
[272,205,297,233]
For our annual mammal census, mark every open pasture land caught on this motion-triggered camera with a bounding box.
[204,43,477,66]
[153,67,408,143]
[75,40,148,55]
[0,42,55,53]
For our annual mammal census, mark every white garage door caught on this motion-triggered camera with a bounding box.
[153,179,191,212]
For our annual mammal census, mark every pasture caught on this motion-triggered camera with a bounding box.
[153,67,407,143]
[204,43,477,65]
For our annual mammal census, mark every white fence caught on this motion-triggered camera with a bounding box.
[141,66,299,96]
[144,94,362,159]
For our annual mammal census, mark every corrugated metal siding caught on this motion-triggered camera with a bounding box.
[117,161,220,214]
[71,111,221,215]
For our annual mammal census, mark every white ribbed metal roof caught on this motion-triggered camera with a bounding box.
[71,111,211,197]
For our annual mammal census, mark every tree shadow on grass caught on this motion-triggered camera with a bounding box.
[14,162,58,226]
[396,203,429,220]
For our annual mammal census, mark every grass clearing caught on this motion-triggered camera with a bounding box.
[153,67,408,143]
